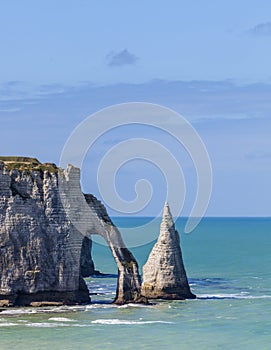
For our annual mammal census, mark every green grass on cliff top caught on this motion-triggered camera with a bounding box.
[0,156,58,173]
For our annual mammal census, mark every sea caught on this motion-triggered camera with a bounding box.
[0,217,270,350]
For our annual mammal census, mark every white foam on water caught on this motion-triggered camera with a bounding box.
[0,305,85,316]
[85,303,115,309]
[24,322,91,328]
[0,322,19,327]
[48,317,77,322]
[91,319,174,325]
[25,322,71,328]
[48,305,85,312]
[197,293,271,300]
[118,303,154,309]
[240,295,271,299]
[0,309,37,315]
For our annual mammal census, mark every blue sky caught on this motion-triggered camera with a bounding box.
[1,1,271,84]
[0,1,271,217]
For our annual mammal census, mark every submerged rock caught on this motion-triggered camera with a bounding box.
[141,203,196,300]
[0,158,146,306]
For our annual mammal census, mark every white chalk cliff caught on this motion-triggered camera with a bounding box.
[0,157,146,306]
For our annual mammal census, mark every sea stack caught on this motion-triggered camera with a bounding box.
[141,203,196,300]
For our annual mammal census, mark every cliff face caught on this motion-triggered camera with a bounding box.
[141,203,196,300]
[0,159,146,306]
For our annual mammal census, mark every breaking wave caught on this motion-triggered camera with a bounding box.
[91,319,174,325]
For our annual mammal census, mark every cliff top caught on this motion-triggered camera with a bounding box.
[0,156,58,173]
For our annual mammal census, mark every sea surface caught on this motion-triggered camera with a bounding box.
[0,218,270,350]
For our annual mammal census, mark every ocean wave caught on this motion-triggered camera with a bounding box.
[52,305,86,312]
[86,302,154,310]
[0,322,19,327]
[0,319,91,328]
[0,305,87,316]
[88,274,118,279]
[85,303,115,310]
[190,278,229,286]
[118,303,154,309]
[0,309,37,315]
[88,286,116,296]
[25,322,73,328]
[197,293,271,300]
[48,317,77,322]
[91,319,174,325]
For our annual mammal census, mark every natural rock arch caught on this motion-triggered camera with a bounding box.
[60,165,147,305]
[0,159,146,306]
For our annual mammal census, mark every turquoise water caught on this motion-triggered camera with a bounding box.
[1,218,271,349]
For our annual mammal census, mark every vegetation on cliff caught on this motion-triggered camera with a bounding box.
[0,156,58,173]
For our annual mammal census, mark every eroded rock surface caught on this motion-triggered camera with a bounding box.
[141,203,196,300]
[0,158,146,306]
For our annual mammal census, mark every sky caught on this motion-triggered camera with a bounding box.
[0,1,271,217]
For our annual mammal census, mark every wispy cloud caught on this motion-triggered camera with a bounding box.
[249,22,271,36]
[245,152,271,160]
[0,107,22,113]
[37,83,68,96]
[106,49,138,67]
[1,79,271,119]
[0,81,71,103]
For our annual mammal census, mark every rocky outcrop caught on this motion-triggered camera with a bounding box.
[80,236,95,277]
[0,158,146,306]
[141,203,196,300]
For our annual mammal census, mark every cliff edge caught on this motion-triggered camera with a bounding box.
[0,157,146,306]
